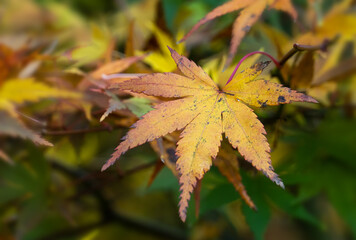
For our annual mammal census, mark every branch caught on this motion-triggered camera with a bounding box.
[279,39,330,67]
[40,213,186,240]
[42,125,115,136]
[43,161,187,240]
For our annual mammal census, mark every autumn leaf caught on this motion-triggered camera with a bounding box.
[0,78,81,117]
[179,0,297,68]
[0,111,52,147]
[90,55,146,80]
[99,91,126,122]
[102,47,317,222]
[99,90,153,122]
[113,0,159,49]
[298,0,356,46]
[136,22,186,72]
[0,78,80,146]
[0,149,13,165]
[214,146,256,210]
[69,24,111,67]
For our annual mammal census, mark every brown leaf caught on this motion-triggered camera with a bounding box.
[312,57,356,86]
[290,52,314,89]
[91,55,146,80]
[0,111,52,146]
[214,148,256,210]
[0,149,13,165]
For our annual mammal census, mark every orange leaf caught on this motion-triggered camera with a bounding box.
[0,149,13,165]
[91,55,146,79]
[214,148,256,210]
[179,0,298,67]
[147,160,165,188]
[102,47,317,221]
[270,0,298,21]
[228,1,265,66]
[179,0,253,44]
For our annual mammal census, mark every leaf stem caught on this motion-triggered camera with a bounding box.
[225,39,332,86]
[225,51,280,86]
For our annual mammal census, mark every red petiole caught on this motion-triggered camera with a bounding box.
[225,51,280,86]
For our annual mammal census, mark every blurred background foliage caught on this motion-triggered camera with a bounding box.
[0,0,355,239]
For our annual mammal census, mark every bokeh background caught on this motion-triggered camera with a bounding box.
[0,0,355,239]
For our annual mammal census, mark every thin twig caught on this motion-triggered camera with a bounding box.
[271,39,332,86]
[122,161,156,176]
[42,126,115,136]
[279,39,330,67]
[271,68,286,85]
[16,111,47,126]
[45,161,187,240]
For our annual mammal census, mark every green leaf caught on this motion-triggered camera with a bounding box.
[0,145,50,238]
[124,97,153,118]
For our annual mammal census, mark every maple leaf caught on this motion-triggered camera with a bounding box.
[297,0,356,46]
[0,78,80,117]
[179,0,297,68]
[102,47,317,221]
[0,111,52,147]
[0,149,13,165]
[136,22,186,72]
[0,78,81,146]
[214,145,256,210]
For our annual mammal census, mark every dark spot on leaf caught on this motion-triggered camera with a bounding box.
[278,96,286,103]
[242,25,251,32]
[258,100,268,108]
[255,61,271,71]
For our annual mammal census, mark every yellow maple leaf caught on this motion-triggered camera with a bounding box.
[298,0,356,46]
[0,78,81,146]
[70,24,111,67]
[136,22,186,72]
[102,47,317,221]
[0,78,80,116]
[113,0,159,49]
[179,0,297,68]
